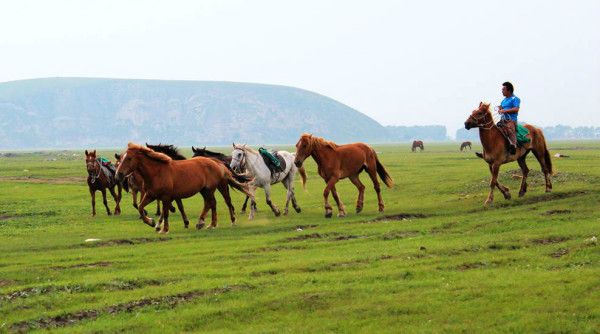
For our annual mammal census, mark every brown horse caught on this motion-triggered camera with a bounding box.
[460,141,472,151]
[85,150,122,216]
[115,143,254,233]
[293,134,393,218]
[411,140,424,152]
[464,102,553,207]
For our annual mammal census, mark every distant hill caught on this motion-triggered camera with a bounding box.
[0,78,447,149]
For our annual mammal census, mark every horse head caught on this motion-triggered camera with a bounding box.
[85,149,99,177]
[465,102,493,130]
[115,144,143,182]
[294,134,313,167]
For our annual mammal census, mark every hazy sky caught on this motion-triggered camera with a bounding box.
[1,0,599,136]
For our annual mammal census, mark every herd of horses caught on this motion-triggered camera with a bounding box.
[85,103,554,233]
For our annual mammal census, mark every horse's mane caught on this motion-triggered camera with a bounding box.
[128,142,172,163]
[146,143,186,160]
[233,144,259,155]
[192,146,229,159]
[302,133,338,151]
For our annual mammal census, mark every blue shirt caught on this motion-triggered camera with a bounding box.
[500,95,520,122]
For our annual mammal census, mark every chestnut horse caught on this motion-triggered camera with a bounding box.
[294,134,393,218]
[464,102,553,207]
[115,143,254,233]
[411,140,424,152]
[460,141,472,151]
[85,150,122,216]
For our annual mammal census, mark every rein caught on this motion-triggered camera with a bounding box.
[88,163,101,184]
[473,111,496,130]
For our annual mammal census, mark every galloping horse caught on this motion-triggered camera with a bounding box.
[293,134,393,218]
[464,102,553,207]
[411,140,424,152]
[230,144,306,219]
[192,146,255,213]
[85,150,122,216]
[115,143,254,233]
[460,141,472,151]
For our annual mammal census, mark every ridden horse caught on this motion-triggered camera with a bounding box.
[460,141,472,151]
[191,146,255,213]
[115,143,254,233]
[85,150,122,216]
[464,102,553,207]
[411,140,424,152]
[230,144,306,219]
[293,134,393,218]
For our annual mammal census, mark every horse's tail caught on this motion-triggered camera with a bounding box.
[375,155,393,188]
[538,130,554,175]
[226,169,254,198]
[297,165,307,190]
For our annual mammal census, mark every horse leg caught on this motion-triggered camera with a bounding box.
[197,189,211,229]
[532,149,553,192]
[330,186,346,217]
[494,165,511,200]
[485,164,500,207]
[517,154,530,197]
[241,195,250,214]
[156,200,161,216]
[132,188,138,209]
[90,189,96,216]
[174,199,189,228]
[263,184,281,217]
[282,176,301,214]
[138,193,157,228]
[101,188,111,215]
[159,199,170,234]
[365,166,384,213]
[323,177,339,218]
[282,177,292,216]
[207,190,218,228]
[349,174,365,214]
[218,183,236,225]
[109,186,121,215]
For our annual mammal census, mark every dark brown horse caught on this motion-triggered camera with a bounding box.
[116,143,254,233]
[293,134,393,218]
[85,150,122,216]
[464,102,553,207]
[460,141,472,151]
[411,140,424,152]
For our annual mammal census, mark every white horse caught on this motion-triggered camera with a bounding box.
[230,144,306,219]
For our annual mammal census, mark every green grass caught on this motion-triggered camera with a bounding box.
[1,142,599,333]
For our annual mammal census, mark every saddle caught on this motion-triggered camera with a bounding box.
[497,121,531,147]
[258,148,286,176]
[96,157,117,185]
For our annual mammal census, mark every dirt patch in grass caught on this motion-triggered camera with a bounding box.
[284,232,368,243]
[456,261,487,271]
[430,222,459,234]
[329,234,366,241]
[285,233,323,241]
[0,279,15,287]
[82,237,170,247]
[488,243,522,250]
[252,244,308,253]
[51,261,112,270]
[250,269,279,277]
[542,209,572,216]
[11,284,254,332]
[0,215,13,221]
[295,224,318,230]
[0,176,85,184]
[381,230,420,240]
[551,248,570,258]
[1,279,165,302]
[531,236,570,245]
[363,213,428,224]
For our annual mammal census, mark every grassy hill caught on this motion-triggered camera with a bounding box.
[0,142,598,332]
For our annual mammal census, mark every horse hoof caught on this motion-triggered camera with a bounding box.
[518,192,526,198]
[158,230,168,234]
[107,212,112,216]
[295,207,301,213]
[196,222,205,230]
[274,211,281,217]
[356,207,363,214]
[504,194,511,200]
[338,213,346,218]
[325,212,333,218]
[241,210,246,214]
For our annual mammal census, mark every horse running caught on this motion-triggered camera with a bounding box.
[411,140,424,152]
[115,143,254,233]
[85,150,122,216]
[464,102,553,207]
[460,141,472,151]
[293,134,393,218]
[230,144,306,219]
[192,146,255,213]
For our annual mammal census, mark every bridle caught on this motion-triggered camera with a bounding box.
[471,110,495,130]
[87,159,101,183]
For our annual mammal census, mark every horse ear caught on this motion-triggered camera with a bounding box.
[85,150,88,156]
[92,150,96,155]
[479,101,483,108]
[114,153,120,160]
[232,142,235,148]
[192,146,196,152]
[203,146,206,150]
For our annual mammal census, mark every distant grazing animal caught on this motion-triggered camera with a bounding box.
[293,134,393,218]
[230,144,306,219]
[192,146,255,213]
[460,141,472,151]
[115,143,254,233]
[411,140,424,152]
[464,102,553,207]
[85,150,122,216]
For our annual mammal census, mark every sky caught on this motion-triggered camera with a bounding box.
[1,0,599,136]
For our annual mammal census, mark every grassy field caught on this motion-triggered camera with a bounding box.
[0,142,599,333]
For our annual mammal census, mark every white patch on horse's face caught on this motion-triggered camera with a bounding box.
[229,149,244,170]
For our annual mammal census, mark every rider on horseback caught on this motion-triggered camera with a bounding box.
[497,81,520,154]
